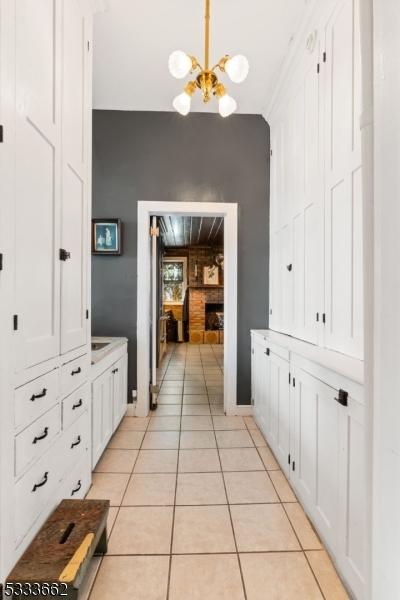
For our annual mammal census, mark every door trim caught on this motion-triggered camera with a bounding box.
[137,201,238,417]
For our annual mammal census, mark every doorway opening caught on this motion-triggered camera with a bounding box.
[156,216,225,416]
[137,201,238,418]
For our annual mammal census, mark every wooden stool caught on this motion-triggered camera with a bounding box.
[6,499,109,599]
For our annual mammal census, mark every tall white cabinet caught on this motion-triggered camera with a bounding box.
[259,0,366,598]
[268,0,363,360]
[0,0,93,581]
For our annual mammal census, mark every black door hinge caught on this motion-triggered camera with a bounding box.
[317,63,320,74]
[0,253,3,271]
[0,125,3,143]
[323,51,327,63]
[322,313,326,324]
[13,315,18,331]
[292,377,296,388]
[288,453,291,465]
[59,249,71,261]
[292,461,296,472]
[86,309,89,320]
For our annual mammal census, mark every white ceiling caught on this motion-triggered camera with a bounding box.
[93,0,308,114]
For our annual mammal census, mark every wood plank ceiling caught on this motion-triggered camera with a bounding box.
[159,216,224,248]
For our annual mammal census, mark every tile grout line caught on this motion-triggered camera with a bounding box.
[208,369,249,600]
[166,342,185,600]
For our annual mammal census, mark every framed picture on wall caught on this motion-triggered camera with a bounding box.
[92,219,122,255]
[203,265,219,285]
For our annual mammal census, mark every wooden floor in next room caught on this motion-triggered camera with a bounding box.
[84,343,349,600]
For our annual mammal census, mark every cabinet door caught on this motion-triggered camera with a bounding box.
[14,0,62,371]
[60,0,91,354]
[291,368,340,550]
[112,354,128,429]
[268,352,290,476]
[252,339,269,434]
[323,0,363,359]
[337,392,366,597]
[102,370,113,446]
[292,48,324,345]
[91,376,104,467]
[92,368,113,466]
[279,225,293,335]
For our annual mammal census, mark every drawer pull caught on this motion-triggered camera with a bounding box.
[72,399,83,410]
[71,435,81,449]
[30,388,47,401]
[32,427,49,444]
[112,368,119,374]
[71,367,82,376]
[32,471,49,492]
[71,480,82,496]
[264,348,270,356]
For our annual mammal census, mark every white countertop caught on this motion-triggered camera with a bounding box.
[251,329,364,385]
[91,336,128,365]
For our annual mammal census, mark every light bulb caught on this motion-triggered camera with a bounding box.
[225,55,249,83]
[168,50,192,79]
[173,92,192,116]
[218,94,237,118]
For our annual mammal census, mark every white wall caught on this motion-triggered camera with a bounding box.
[371,0,400,597]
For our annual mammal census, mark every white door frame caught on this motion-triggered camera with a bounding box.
[137,201,238,418]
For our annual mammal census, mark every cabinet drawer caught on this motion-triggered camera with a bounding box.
[61,411,90,472]
[62,384,90,430]
[61,354,88,397]
[15,369,60,432]
[14,445,61,546]
[15,404,61,478]
[59,452,91,501]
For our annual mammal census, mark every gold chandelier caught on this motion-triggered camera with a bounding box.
[168,0,249,117]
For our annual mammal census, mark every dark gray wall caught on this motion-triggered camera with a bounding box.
[92,111,270,405]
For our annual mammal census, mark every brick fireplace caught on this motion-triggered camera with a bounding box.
[189,287,224,344]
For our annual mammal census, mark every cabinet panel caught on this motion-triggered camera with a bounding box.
[92,368,113,467]
[113,354,127,429]
[292,368,340,550]
[324,0,363,359]
[252,339,269,434]
[14,0,61,371]
[268,352,290,476]
[338,397,366,597]
[60,0,89,354]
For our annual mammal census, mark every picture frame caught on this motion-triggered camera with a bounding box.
[92,219,122,255]
[203,265,219,285]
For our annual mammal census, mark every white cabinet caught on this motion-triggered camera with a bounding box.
[251,330,366,599]
[113,354,128,430]
[0,0,93,582]
[268,0,363,361]
[251,335,290,477]
[91,344,128,468]
[14,0,61,372]
[60,0,91,355]
[291,368,340,549]
[323,0,363,359]
[13,0,91,373]
[92,368,113,467]
[251,336,269,435]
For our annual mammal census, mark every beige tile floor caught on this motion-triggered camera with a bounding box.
[86,343,349,600]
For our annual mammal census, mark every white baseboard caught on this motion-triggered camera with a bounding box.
[126,403,136,417]
[225,404,253,417]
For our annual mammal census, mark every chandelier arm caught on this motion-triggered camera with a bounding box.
[204,0,210,70]
[212,56,229,73]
